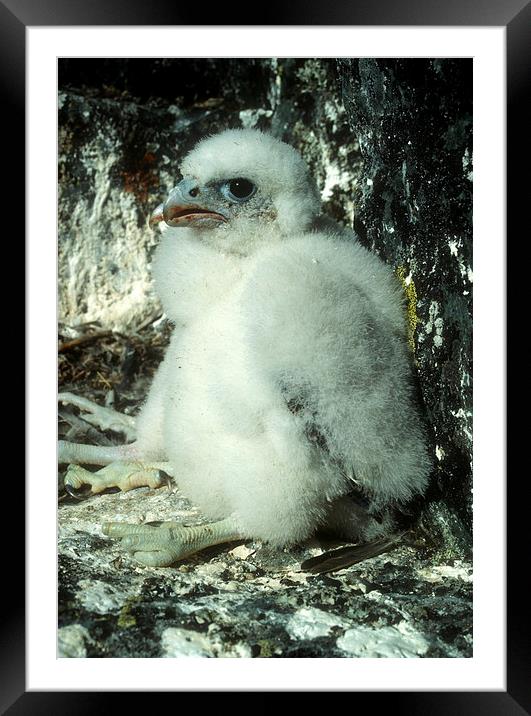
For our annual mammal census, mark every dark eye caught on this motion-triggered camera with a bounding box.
[222,178,256,202]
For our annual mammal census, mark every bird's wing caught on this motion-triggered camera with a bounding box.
[280,382,380,517]
[239,235,430,507]
[300,532,406,575]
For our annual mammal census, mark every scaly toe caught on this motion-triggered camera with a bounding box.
[64,462,169,496]
[102,517,243,567]
[102,521,180,538]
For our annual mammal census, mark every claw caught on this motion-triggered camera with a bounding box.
[64,482,94,500]
[161,472,173,490]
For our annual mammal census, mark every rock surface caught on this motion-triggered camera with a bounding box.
[338,59,473,557]
[58,59,473,659]
[59,487,472,658]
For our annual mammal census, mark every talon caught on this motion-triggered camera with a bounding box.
[65,483,93,500]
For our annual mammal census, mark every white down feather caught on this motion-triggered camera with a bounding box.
[134,129,431,546]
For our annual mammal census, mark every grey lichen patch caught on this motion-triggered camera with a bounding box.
[286,607,350,640]
[462,148,473,181]
[161,627,253,658]
[58,624,93,658]
[419,300,444,349]
[416,561,472,584]
[267,59,361,228]
[419,502,472,565]
[239,108,273,129]
[337,621,429,658]
[448,236,473,286]
[450,407,473,448]
[59,95,164,330]
[76,579,132,615]
[161,627,215,657]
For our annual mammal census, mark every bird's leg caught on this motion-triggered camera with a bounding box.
[59,440,141,466]
[59,440,173,497]
[103,516,244,567]
[58,392,137,441]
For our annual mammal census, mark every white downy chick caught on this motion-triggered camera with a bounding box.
[133,128,432,556]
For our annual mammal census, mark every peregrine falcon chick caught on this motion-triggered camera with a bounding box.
[59,129,432,570]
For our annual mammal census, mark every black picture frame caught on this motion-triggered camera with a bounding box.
[11,0,522,712]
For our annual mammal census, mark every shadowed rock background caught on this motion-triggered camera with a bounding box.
[58,58,472,659]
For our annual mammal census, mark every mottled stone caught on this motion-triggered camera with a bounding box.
[57,624,93,658]
[337,622,429,658]
[58,90,225,329]
[58,486,472,659]
[286,607,350,640]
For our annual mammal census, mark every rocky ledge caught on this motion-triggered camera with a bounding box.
[58,485,472,659]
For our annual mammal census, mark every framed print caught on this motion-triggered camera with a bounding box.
[12,0,524,711]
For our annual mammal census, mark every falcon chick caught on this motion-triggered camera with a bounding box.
[60,128,431,570]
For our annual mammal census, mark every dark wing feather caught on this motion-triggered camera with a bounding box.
[300,533,405,575]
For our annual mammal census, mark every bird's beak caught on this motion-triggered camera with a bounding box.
[150,180,228,229]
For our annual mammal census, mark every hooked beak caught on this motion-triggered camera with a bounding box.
[149,180,228,229]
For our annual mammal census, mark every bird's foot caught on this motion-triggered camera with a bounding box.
[64,461,172,499]
[58,392,137,441]
[102,517,243,567]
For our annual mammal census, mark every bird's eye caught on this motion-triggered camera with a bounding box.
[222,178,256,202]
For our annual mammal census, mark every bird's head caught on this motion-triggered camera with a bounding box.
[150,129,321,252]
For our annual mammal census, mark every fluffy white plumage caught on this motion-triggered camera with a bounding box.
[132,128,431,548]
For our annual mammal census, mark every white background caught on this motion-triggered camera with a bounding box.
[27,26,505,690]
